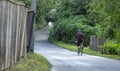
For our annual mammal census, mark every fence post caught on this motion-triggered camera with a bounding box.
[29,0,36,53]
[90,35,105,52]
[26,11,35,52]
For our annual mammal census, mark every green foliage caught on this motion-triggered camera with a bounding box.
[49,16,95,46]
[46,9,58,22]
[57,0,90,18]
[36,0,53,22]
[117,47,120,55]
[89,0,120,41]
[114,30,120,44]
[35,22,47,30]
[49,0,95,46]
[102,40,120,55]
[18,0,30,4]
[19,0,58,30]
[49,19,78,44]
[88,0,120,56]
[93,24,114,39]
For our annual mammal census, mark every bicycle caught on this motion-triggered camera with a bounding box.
[77,43,83,55]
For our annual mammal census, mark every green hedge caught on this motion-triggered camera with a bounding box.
[49,16,95,46]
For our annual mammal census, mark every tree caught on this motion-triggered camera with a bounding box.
[57,0,91,18]
[89,0,120,43]
[18,0,58,27]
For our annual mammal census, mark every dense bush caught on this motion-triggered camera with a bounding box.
[49,16,95,46]
[102,40,120,55]
[117,47,120,55]
[49,18,78,44]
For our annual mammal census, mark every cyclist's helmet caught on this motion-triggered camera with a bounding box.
[78,29,81,32]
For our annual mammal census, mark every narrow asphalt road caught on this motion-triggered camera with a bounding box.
[34,27,120,71]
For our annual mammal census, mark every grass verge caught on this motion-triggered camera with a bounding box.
[52,41,120,60]
[8,53,51,71]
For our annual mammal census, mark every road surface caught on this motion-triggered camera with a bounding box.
[34,27,120,71]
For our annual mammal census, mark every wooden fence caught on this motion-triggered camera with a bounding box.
[0,0,28,71]
[90,35,105,52]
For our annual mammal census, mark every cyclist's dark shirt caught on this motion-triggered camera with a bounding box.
[75,33,84,43]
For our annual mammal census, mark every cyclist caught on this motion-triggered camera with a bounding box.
[75,29,84,55]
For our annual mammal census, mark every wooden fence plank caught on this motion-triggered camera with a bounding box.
[15,4,20,63]
[5,1,10,68]
[1,1,6,70]
[3,1,8,69]
[0,1,3,70]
